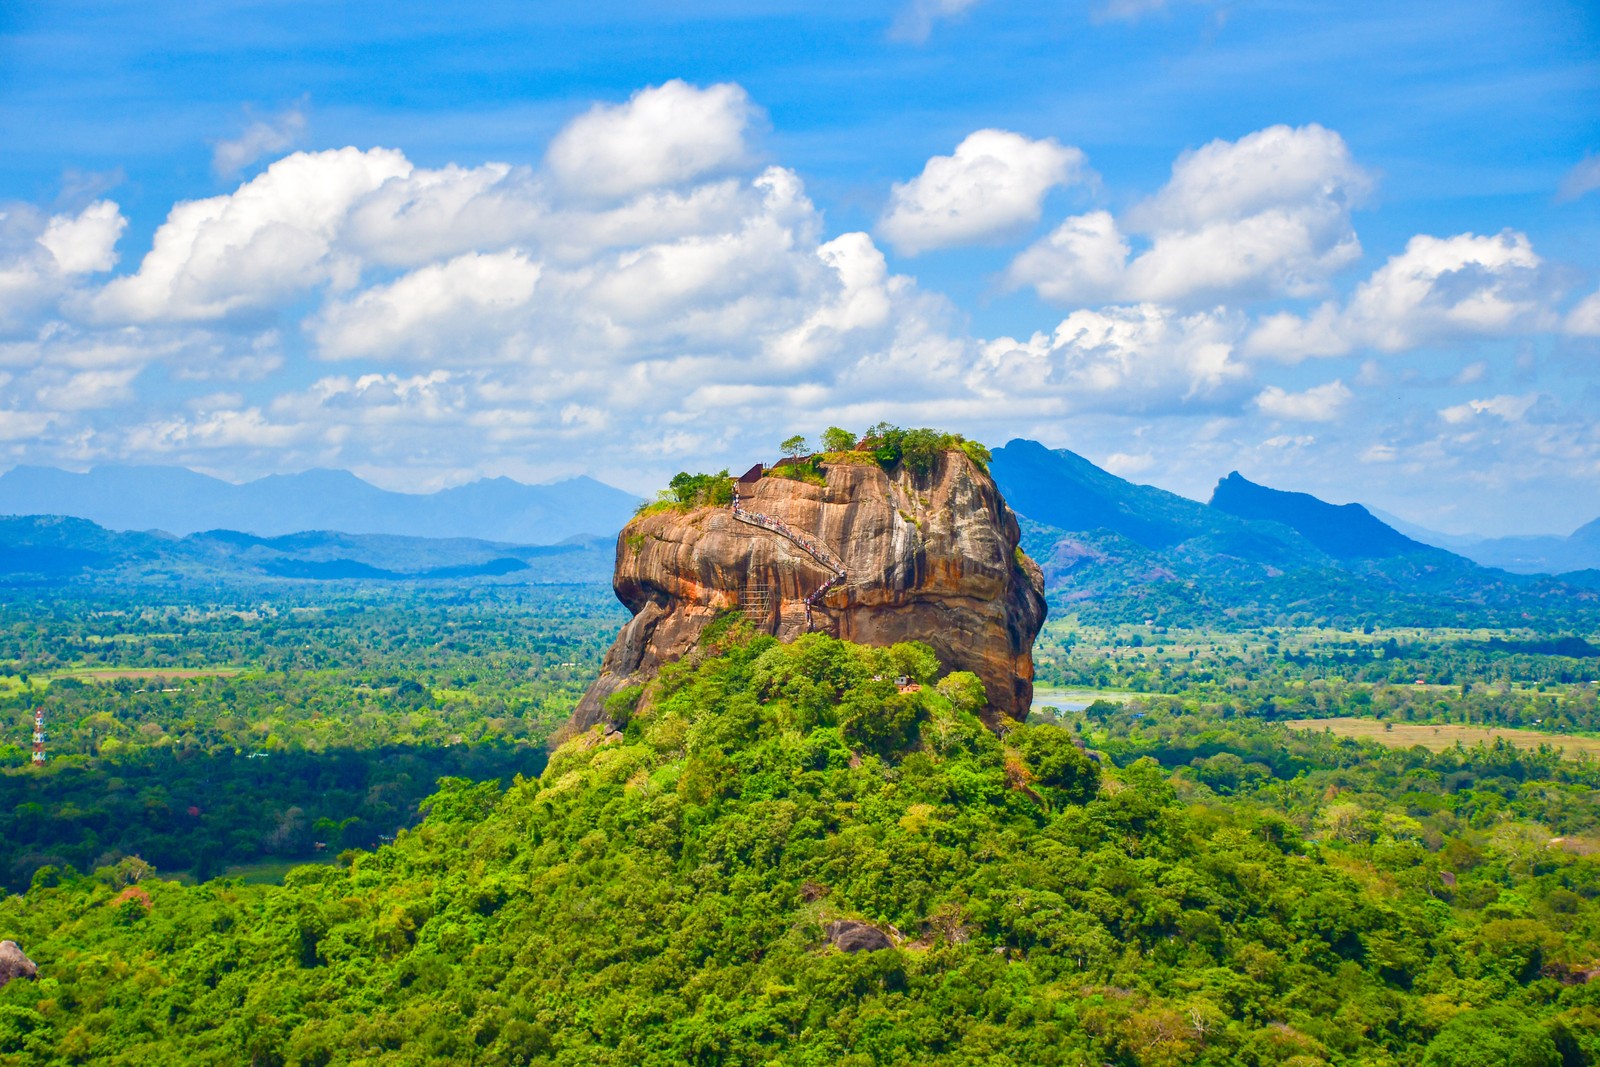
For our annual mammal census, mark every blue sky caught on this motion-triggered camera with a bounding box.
[1,0,1597,535]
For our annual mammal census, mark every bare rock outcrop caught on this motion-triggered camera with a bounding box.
[572,449,1045,728]
[825,920,894,953]
[0,940,37,989]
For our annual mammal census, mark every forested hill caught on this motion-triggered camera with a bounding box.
[0,464,640,543]
[989,439,1600,630]
[1209,471,1433,560]
[1,630,1593,1064]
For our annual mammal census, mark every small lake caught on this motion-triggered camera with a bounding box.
[1030,688,1137,712]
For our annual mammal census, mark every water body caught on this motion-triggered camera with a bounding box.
[1030,688,1136,712]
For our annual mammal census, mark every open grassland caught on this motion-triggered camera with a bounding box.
[51,667,245,682]
[0,666,245,696]
[162,855,339,887]
[1286,716,1600,759]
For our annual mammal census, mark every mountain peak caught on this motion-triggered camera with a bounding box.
[1209,471,1427,560]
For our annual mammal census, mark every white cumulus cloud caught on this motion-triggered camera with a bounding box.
[4,78,1591,510]
[1009,124,1370,305]
[544,81,759,201]
[1247,230,1547,360]
[313,251,543,362]
[1254,379,1351,422]
[973,303,1249,415]
[878,129,1086,255]
[39,201,126,274]
[93,147,411,322]
[0,201,128,333]
[341,162,545,268]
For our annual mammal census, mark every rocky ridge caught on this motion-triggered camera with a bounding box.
[572,449,1045,727]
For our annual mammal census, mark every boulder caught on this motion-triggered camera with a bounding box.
[0,940,37,988]
[825,920,894,953]
[572,450,1046,728]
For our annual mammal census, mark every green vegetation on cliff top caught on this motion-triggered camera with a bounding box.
[640,425,993,517]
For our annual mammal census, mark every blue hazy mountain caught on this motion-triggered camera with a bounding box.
[1208,471,1432,560]
[1402,518,1600,576]
[988,439,1330,565]
[988,439,1596,628]
[0,464,641,543]
[0,515,614,585]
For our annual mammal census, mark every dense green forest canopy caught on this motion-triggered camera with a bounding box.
[0,586,625,892]
[5,626,1600,1065]
[1032,620,1600,731]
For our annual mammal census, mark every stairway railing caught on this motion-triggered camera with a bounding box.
[732,488,847,625]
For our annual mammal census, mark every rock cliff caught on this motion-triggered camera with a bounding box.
[572,450,1046,728]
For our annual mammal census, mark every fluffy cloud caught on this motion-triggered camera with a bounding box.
[125,405,308,454]
[313,251,543,362]
[72,145,973,479]
[973,303,1249,415]
[0,409,54,442]
[1009,124,1370,305]
[340,162,544,268]
[213,103,308,178]
[93,148,411,322]
[38,201,126,274]
[544,81,759,201]
[1254,379,1351,422]
[1247,230,1547,360]
[1005,210,1129,303]
[1439,393,1539,425]
[0,201,126,333]
[3,80,1592,516]
[878,130,1086,255]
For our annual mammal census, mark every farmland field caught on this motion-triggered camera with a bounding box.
[1284,715,1600,758]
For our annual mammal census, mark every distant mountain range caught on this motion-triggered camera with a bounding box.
[4,448,1597,628]
[0,515,614,586]
[987,439,1597,629]
[0,464,641,543]
[1380,514,1600,576]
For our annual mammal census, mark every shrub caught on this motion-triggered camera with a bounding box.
[665,470,733,507]
[854,424,989,474]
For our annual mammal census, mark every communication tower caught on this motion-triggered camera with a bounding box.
[31,707,45,764]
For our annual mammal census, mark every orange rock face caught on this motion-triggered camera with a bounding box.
[572,450,1046,728]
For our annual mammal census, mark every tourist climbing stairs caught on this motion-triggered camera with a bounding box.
[731,488,847,623]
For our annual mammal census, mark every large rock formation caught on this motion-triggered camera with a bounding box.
[572,450,1046,728]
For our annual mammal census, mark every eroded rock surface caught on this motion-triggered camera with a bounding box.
[573,450,1045,727]
[0,940,37,989]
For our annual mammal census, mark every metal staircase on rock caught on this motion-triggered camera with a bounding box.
[731,488,847,625]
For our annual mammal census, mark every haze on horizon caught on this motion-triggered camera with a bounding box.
[0,0,1596,538]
